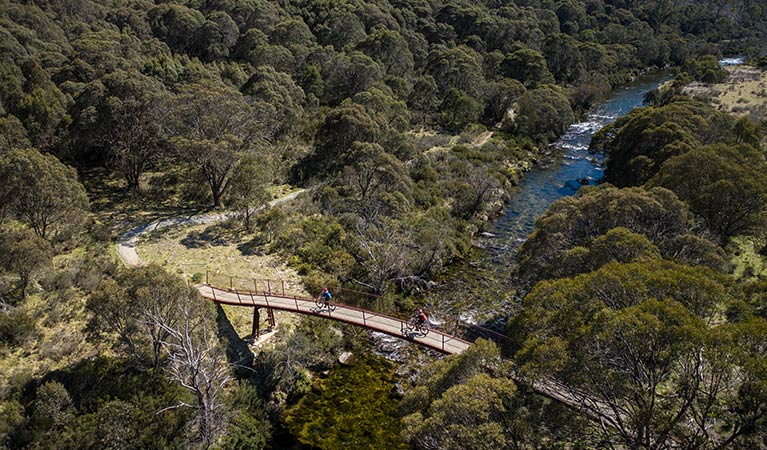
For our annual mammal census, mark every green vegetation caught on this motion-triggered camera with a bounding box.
[1,0,766,448]
[506,261,767,449]
[0,148,89,239]
[284,356,408,449]
[595,97,767,244]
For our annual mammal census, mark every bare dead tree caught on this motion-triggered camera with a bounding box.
[353,218,413,293]
[151,301,234,448]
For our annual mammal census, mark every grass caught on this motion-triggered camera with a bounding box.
[730,236,767,281]
[0,247,110,397]
[138,217,307,339]
[84,164,305,340]
[410,126,493,155]
[684,65,767,124]
[85,167,208,237]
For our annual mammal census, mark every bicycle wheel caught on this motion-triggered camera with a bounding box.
[417,323,430,336]
[327,300,337,312]
[315,298,325,309]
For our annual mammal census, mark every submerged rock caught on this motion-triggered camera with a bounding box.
[338,351,355,366]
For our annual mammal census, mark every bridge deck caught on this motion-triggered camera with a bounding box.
[197,284,472,354]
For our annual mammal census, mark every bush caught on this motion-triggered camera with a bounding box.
[0,307,38,346]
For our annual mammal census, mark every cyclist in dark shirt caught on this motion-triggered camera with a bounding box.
[415,307,428,325]
[320,287,332,306]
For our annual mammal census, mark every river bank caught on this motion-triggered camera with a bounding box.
[422,69,675,332]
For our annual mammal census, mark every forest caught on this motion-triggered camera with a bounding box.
[0,0,766,448]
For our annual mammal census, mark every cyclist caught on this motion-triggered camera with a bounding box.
[414,307,428,326]
[320,287,332,306]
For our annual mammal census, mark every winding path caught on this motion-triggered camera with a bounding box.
[115,188,471,354]
[113,189,620,423]
[116,190,306,267]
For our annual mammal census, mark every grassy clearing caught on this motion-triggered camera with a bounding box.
[138,217,307,339]
[410,127,492,155]
[85,167,207,238]
[730,236,767,281]
[684,65,767,122]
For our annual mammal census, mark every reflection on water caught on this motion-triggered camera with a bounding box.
[487,70,674,253]
[720,57,745,66]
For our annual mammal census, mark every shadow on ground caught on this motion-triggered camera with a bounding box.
[215,304,254,378]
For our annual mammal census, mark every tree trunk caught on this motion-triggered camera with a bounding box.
[125,169,141,191]
[153,340,162,373]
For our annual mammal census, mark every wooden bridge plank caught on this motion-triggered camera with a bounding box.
[197,284,472,354]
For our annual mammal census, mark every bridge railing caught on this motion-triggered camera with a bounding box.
[206,271,397,316]
[202,272,473,350]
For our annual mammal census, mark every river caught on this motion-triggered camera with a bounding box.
[486,70,674,251]
[280,71,684,449]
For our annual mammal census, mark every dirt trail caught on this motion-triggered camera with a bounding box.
[472,130,493,146]
[116,189,306,267]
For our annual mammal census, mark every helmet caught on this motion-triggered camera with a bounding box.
[323,287,329,292]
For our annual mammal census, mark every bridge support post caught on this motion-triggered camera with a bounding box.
[205,270,209,285]
[267,308,275,330]
[252,307,260,339]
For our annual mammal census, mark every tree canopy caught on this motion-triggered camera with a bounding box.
[0,148,88,239]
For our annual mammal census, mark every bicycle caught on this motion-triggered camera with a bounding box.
[315,296,336,312]
[403,316,430,336]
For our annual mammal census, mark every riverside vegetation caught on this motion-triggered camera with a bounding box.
[1,0,767,448]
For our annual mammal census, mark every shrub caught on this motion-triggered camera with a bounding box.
[0,307,38,346]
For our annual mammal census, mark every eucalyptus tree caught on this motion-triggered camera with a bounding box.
[226,154,271,231]
[515,185,720,283]
[400,340,567,450]
[168,83,272,207]
[356,28,414,77]
[68,70,168,190]
[0,148,88,239]
[150,292,232,448]
[86,265,197,373]
[507,260,767,449]
[651,143,767,244]
[298,102,380,178]
[0,225,51,298]
[513,86,574,143]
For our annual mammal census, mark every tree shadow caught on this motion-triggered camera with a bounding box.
[23,357,182,411]
[180,220,243,249]
[215,304,254,379]
[236,236,266,256]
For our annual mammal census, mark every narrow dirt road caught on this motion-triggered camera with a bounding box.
[472,130,493,146]
[116,189,306,268]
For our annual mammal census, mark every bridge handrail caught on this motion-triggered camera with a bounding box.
[203,282,472,348]
[205,272,383,301]
[205,275,508,335]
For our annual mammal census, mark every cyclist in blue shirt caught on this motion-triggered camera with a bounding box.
[321,287,332,306]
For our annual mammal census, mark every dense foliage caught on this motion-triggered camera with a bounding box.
[495,78,767,450]
[1,0,767,448]
[0,0,764,296]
